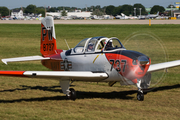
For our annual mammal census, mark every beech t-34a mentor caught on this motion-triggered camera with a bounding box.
[1,16,180,101]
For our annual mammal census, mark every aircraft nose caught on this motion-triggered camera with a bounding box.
[138,56,149,65]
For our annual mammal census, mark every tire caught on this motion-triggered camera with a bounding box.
[68,88,76,101]
[137,92,144,101]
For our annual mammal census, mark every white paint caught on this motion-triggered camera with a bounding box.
[148,60,180,72]
[2,55,50,65]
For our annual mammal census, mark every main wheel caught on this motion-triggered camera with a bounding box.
[67,88,76,101]
[137,92,144,101]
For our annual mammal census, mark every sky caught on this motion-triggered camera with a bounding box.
[0,0,179,9]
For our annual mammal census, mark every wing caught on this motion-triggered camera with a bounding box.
[148,60,180,72]
[0,71,108,81]
[1,56,108,81]
[2,55,50,65]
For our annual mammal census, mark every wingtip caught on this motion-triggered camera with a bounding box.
[1,59,7,65]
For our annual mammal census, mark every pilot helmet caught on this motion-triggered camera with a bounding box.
[88,42,94,46]
[104,39,112,44]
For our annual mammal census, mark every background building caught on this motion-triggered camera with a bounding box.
[11,9,24,19]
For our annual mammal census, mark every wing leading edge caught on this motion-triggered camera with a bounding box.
[148,60,180,72]
[0,71,108,81]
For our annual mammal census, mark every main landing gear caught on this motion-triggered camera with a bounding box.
[67,88,76,100]
[60,80,77,101]
[136,79,144,101]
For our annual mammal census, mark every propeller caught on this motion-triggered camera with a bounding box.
[122,32,167,89]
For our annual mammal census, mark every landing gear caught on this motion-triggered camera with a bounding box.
[136,79,144,101]
[137,91,144,101]
[60,80,77,101]
[67,88,76,101]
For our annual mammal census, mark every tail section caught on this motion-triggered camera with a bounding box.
[157,11,159,15]
[41,16,57,57]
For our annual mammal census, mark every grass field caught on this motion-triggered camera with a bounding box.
[0,24,180,120]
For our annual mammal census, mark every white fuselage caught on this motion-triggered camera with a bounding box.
[61,51,134,85]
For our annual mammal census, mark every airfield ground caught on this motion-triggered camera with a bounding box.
[0,23,180,119]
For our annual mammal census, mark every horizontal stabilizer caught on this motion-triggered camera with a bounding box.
[148,60,180,72]
[2,55,50,65]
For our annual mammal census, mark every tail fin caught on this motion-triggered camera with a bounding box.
[41,16,57,57]
[157,11,159,15]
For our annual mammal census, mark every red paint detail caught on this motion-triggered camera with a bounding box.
[132,79,137,84]
[55,49,63,54]
[41,49,64,71]
[50,53,62,60]
[41,59,64,71]
[0,71,26,77]
[40,23,57,57]
[105,53,151,82]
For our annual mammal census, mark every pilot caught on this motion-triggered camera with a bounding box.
[87,43,94,51]
[105,40,113,50]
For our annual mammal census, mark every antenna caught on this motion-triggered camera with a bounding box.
[64,39,70,49]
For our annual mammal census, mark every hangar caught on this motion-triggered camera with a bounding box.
[174,10,180,17]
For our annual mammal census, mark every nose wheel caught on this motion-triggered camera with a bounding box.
[137,91,144,101]
[136,79,144,101]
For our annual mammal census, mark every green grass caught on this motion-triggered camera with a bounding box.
[0,24,180,119]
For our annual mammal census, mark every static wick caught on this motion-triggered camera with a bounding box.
[64,39,70,50]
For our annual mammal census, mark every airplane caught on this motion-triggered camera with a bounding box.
[120,13,129,19]
[146,11,159,19]
[1,16,180,101]
[120,13,137,19]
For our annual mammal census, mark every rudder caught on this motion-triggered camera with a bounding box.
[41,16,57,57]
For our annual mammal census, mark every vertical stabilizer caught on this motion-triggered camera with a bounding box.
[157,11,159,15]
[41,16,57,57]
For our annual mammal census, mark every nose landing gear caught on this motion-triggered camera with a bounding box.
[137,91,144,101]
[136,79,144,101]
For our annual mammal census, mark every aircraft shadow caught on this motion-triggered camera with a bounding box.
[0,84,179,103]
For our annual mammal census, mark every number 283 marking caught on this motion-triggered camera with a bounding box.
[109,59,127,72]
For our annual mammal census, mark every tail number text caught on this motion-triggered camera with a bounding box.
[43,43,54,51]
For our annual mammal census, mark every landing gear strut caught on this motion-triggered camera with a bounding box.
[60,80,77,101]
[136,79,144,101]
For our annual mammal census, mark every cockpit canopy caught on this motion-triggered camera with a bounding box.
[71,36,125,54]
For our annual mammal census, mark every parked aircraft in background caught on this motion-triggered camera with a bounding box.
[120,13,137,19]
[120,13,130,19]
[146,11,159,19]
[1,16,180,101]
[115,15,122,19]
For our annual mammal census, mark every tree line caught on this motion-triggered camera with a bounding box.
[0,4,179,17]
